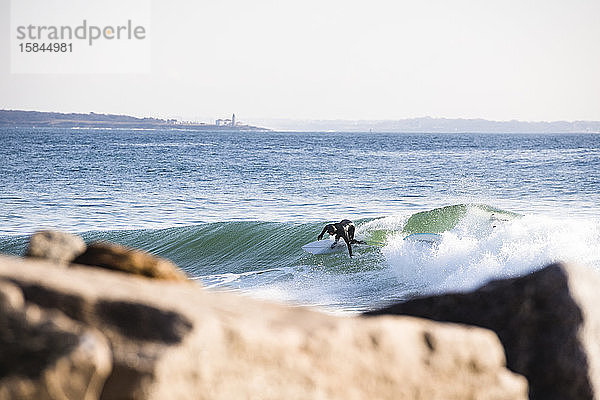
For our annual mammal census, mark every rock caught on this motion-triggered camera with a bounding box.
[25,230,86,265]
[0,280,112,400]
[73,241,188,282]
[0,255,527,400]
[366,262,600,400]
[0,280,24,311]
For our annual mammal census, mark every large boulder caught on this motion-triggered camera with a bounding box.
[25,230,86,265]
[0,280,112,400]
[366,262,600,400]
[0,255,527,400]
[73,241,188,282]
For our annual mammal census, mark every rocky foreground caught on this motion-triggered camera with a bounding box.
[0,231,597,399]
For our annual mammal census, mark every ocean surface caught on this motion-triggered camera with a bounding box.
[1,127,599,313]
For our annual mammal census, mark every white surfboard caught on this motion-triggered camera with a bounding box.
[403,232,442,244]
[302,238,347,255]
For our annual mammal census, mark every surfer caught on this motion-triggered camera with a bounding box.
[317,219,364,257]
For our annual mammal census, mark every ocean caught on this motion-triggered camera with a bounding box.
[1,127,599,313]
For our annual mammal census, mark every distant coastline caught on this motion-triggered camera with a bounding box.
[2,109,600,133]
[251,116,600,133]
[0,109,270,131]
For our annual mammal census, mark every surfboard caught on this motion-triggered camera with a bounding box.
[403,232,442,244]
[302,238,348,255]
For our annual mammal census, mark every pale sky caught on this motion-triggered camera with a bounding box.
[1,0,599,123]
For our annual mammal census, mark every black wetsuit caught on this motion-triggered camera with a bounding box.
[317,219,363,257]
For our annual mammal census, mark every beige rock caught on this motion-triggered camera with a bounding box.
[0,280,24,310]
[0,280,112,400]
[367,262,600,400]
[25,230,86,265]
[73,241,188,281]
[0,255,526,400]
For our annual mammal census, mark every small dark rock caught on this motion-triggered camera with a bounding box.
[73,241,188,281]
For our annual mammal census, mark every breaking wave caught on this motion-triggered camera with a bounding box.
[2,204,598,313]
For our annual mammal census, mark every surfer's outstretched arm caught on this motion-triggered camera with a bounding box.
[317,227,328,240]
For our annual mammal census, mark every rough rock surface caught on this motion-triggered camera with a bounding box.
[25,230,86,265]
[366,262,600,400]
[0,280,112,400]
[73,241,188,281]
[0,255,527,400]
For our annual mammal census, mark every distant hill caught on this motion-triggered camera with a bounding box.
[253,116,600,133]
[0,110,268,131]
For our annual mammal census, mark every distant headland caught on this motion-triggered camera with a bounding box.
[0,109,270,131]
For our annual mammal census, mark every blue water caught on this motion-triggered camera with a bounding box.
[1,127,599,312]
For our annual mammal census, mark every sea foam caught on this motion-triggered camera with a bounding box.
[382,210,600,295]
